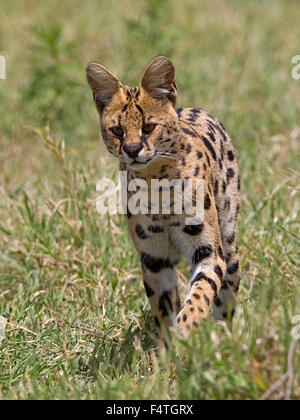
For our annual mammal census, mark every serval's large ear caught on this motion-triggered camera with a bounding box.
[140,56,177,107]
[86,63,121,112]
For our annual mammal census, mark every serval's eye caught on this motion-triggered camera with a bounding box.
[111,126,124,138]
[143,123,156,135]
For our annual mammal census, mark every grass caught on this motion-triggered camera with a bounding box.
[0,0,300,400]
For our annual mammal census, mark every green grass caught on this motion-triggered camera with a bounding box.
[0,0,299,400]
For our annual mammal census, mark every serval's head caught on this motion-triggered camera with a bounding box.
[86,56,180,171]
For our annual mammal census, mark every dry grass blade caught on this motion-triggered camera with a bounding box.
[260,339,298,400]
[284,339,298,400]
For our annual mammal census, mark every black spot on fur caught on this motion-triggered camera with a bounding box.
[192,245,213,265]
[189,108,201,122]
[193,108,201,114]
[186,144,192,154]
[135,224,148,239]
[214,179,219,196]
[225,252,231,263]
[135,89,141,100]
[182,127,197,137]
[204,194,211,210]
[220,141,225,160]
[235,281,240,293]
[197,151,203,159]
[176,107,183,118]
[214,296,222,307]
[224,198,231,211]
[214,265,224,281]
[154,316,161,327]
[227,261,239,274]
[194,166,200,177]
[227,232,236,245]
[160,165,167,174]
[201,136,217,161]
[205,152,211,167]
[141,253,173,273]
[143,281,155,297]
[217,246,225,260]
[204,295,210,306]
[207,131,216,143]
[159,291,173,317]
[127,206,132,219]
[221,280,228,290]
[222,180,227,194]
[176,294,181,313]
[227,150,234,161]
[183,223,204,236]
[235,203,240,219]
[191,272,218,294]
[148,225,165,233]
[122,103,129,112]
[135,104,144,118]
[219,122,227,133]
[227,168,235,182]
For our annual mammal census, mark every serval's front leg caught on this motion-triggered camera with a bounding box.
[175,194,226,338]
[141,256,181,348]
[127,215,181,348]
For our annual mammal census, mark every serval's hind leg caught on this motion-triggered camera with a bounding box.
[213,177,241,325]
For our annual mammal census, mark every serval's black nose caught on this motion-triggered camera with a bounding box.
[123,142,143,159]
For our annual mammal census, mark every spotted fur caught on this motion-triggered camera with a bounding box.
[87,56,241,344]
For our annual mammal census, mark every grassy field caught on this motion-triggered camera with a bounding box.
[0,0,299,400]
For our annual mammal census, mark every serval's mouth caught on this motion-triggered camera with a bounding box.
[127,158,153,171]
